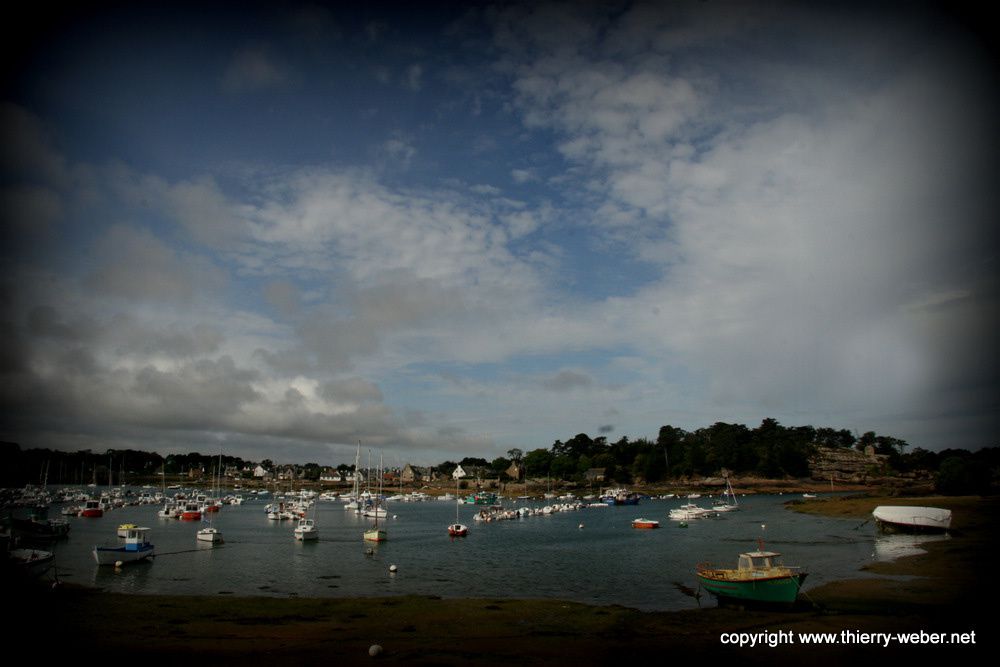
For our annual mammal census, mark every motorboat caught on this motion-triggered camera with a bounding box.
[631,518,660,529]
[697,542,806,606]
[197,527,224,544]
[94,526,154,566]
[294,518,318,541]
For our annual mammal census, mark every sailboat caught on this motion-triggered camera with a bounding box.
[344,442,362,512]
[363,452,387,542]
[448,478,468,537]
[197,452,224,544]
[714,475,740,511]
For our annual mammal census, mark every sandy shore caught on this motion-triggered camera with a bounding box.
[13,494,994,664]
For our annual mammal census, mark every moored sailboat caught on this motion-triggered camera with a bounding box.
[363,452,387,543]
[447,478,468,537]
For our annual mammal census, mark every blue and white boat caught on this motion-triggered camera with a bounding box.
[93,526,155,565]
[601,488,640,505]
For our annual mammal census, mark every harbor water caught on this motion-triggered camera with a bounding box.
[26,492,907,611]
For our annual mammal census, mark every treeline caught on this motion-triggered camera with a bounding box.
[505,419,997,491]
[0,442,249,488]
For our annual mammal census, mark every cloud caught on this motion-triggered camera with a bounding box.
[541,369,594,392]
[0,103,70,187]
[405,64,423,91]
[222,47,294,93]
[84,225,227,303]
[489,1,1000,445]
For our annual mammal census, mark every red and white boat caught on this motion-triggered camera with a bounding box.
[79,499,103,518]
[180,501,202,521]
[631,518,660,529]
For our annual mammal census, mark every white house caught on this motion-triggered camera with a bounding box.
[452,464,467,480]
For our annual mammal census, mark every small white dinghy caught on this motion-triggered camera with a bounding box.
[872,506,951,534]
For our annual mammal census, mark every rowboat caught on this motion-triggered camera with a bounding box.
[696,543,806,606]
[9,548,55,577]
[872,506,951,534]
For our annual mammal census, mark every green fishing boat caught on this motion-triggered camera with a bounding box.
[462,492,498,506]
[696,543,806,606]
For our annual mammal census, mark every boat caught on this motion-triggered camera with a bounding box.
[872,505,951,534]
[157,501,180,519]
[714,476,740,511]
[8,547,56,577]
[461,491,498,506]
[11,514,70,540]
[696,542,806,606]
[180,501,202,521]
[363,451,387,543]
[669,503,716,521]
[294,518,318,541]
[631,518,660,529]
[601,488,640,505]
[79,498,103,518]
[196,527,224,544]
[447,478,468,537]
[93,526,155,565]
[117,523,138,538]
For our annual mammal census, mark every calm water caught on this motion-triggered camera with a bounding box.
[27,492,904,611]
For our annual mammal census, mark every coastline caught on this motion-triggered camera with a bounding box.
[14,495,994,664]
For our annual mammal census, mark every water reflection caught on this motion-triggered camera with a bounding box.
[873,533,950,561]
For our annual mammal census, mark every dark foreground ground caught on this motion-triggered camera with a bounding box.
[11,495,996,664]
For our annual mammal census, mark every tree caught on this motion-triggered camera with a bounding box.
[936,455,991,495]
[490,457,512,478]
[523,449,553,478]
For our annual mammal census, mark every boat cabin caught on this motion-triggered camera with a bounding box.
[123,527,152,551]
[738,550,784,574]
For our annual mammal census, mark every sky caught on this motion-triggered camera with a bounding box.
[1,1,997,467]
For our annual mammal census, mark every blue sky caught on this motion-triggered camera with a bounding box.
[2,1,996,466]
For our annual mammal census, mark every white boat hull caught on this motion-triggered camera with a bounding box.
[873,506,951,533]
[94,544,155,565]
[197,528,224,544]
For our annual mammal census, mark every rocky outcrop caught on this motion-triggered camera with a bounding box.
[808,446,888,483]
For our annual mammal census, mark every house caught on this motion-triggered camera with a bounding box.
[584,468,606,483]
[505,462,524,481]
[401,464,431,483]
[453,464,491,481]
[319,469,342,483]
[253,465,272,480]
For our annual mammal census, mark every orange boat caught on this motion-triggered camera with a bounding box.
[631,518,659,529]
